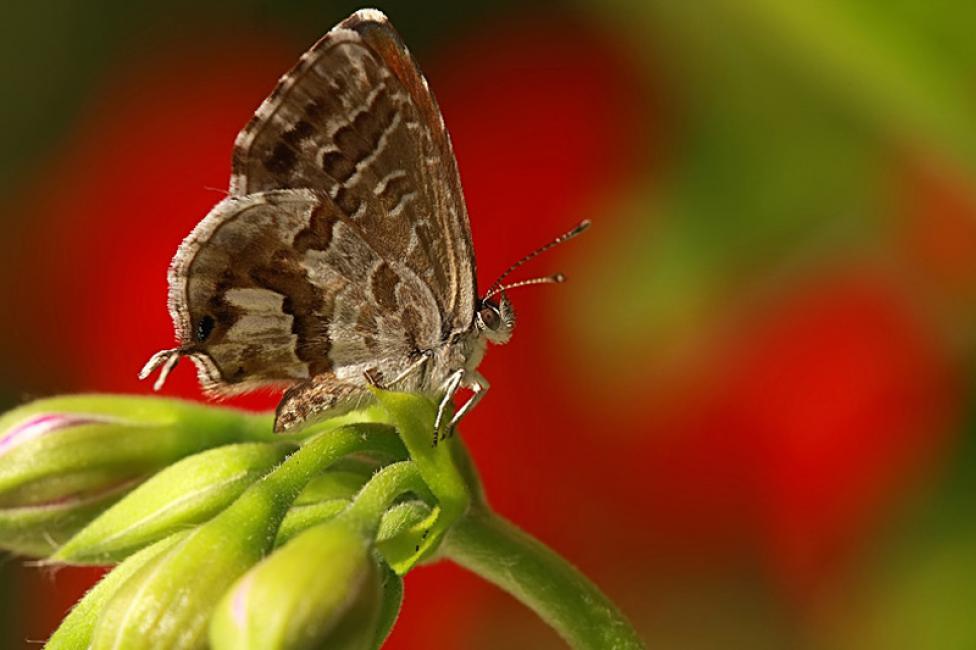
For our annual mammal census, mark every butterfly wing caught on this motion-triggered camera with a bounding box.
[229,9,477,337]
[167,189,445,395]
[150,9,478,421]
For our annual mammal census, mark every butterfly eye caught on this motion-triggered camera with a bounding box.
[195,315,215,342]
[479,304,501,331]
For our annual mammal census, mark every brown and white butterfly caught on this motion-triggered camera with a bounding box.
[140,8,588,438]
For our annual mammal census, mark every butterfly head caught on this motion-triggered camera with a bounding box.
[475,294,515,345]
[476,219,592,346]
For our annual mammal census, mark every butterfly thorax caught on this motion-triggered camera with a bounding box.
[386,323,488,396]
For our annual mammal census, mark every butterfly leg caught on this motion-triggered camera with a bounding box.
[433,369,465,446]
[138,348,183,391]
[445,372,489,437]
[389,349,434,387]
[362,350,432,389]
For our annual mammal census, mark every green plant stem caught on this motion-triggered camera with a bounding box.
[443,507,645,650]
[370,390,471,571]
[340,461,430,538]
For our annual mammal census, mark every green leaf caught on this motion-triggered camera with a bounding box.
[724,0,976,173]
[370,564,404,650]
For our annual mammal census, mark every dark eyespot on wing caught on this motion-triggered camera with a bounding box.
[195,315,216,342]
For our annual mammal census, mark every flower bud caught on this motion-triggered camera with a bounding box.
[90,495,277,650]
[89,423,400,650]
[376,500,434,544]
[0,478,135,557]
[54,441,295,564]
[0,395,272,510]
[211,520,382,650]
[46,531,189,650]
[374,500,436,569]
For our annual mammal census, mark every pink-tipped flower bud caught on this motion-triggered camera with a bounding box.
[0,395,272,555]
[211,520,382,650]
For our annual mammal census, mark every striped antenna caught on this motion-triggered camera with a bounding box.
[484,220,590,299]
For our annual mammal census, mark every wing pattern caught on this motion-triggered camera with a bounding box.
[168,190,443,394]
[229,10,476,335]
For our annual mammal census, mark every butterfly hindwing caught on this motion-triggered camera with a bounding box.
[168,189,443,394]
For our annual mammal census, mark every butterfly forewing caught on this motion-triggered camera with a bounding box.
[351,12,477,329]
[229,10,476,336]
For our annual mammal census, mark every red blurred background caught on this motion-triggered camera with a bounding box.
[2,2,975,648]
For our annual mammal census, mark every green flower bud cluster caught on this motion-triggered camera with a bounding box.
[0,395,274,556]
[0,391,468,650]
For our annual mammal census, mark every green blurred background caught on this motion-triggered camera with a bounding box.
[2,1,976,648]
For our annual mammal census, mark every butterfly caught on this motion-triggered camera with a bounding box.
[140,9,588,439]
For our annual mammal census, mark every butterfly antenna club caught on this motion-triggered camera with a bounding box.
[484,274,567,299]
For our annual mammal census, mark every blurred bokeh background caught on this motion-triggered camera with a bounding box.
[2,1,975,647]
